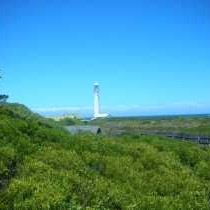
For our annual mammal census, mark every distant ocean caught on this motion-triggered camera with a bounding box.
[37,109,210,120]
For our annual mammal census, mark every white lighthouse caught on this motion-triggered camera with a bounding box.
[93,82,109,119]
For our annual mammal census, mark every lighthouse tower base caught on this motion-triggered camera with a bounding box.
[93,113,109,119]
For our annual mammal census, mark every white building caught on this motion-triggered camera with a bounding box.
[93,82,109,119]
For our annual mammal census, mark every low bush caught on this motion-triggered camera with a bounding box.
[0,104,210,209]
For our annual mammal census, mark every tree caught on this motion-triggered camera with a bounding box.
[0,70,9,104]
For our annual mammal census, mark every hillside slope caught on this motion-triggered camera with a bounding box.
[0,104,210,210]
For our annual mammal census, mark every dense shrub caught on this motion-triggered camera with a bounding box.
[0,104,210,209]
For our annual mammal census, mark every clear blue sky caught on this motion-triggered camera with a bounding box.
[1,0,210,116]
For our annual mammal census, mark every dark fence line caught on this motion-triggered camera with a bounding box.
[109,129,210,145]
[139,131,210,145]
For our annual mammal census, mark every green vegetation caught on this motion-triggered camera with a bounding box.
[58,117,85,126]
[0,72,9,103]
[90,116,210,135]
[47,114,84,126]
[0,104,210,209]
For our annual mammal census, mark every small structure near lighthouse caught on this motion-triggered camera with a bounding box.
[93,82,109,119]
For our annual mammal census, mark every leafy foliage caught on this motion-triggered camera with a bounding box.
[0,95,8,104]
[58,117,84,126]
[0,72,8,103]
[0,104,210,209]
